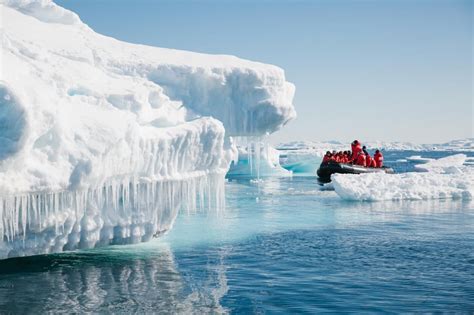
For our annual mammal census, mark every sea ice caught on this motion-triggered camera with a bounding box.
[332,155,474,201]
[413,154,467,173]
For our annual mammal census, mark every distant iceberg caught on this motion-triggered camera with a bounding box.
[277,138,474,156]
[0,0,296,258]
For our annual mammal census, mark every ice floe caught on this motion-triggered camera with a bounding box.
[332,155,474,201]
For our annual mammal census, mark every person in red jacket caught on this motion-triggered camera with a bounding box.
[342,151,349,163]
[356,151,366,167]
[322,151,332,163]
[351,140,362,162]
[369,156,377,168]
[374,150,383,168]
[365,154,372,167]
[337,151,344,163]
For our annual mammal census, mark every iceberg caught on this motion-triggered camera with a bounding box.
[332,155,474,201]
[276,141,340,174]
[227,138,291,178]
[0,0,296,258]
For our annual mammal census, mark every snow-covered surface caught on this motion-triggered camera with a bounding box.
[407,155,433,162]
[0,0,295,258]
[1,0,295,194]
[414,154,467,174]
[332,155,474,201]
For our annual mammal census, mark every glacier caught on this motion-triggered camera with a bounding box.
[0,0,296,258]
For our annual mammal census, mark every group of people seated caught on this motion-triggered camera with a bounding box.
[322,140,384,168]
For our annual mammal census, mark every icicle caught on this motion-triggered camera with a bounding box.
[0,172,226,259]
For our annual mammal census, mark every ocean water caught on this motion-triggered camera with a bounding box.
[0,151,473,313]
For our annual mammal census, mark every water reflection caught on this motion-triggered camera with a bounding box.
[0,244,229,313]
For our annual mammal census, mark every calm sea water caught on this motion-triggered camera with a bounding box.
[0,151,473,313]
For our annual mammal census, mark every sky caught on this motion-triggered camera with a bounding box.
[56,0,473,144]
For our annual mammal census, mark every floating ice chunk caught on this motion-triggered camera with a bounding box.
[227,138,291,178]
[407,155,434,162]
[279,150,323,174]
[414,154,467,173]
[332,170,474,201]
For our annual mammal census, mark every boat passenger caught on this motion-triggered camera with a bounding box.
[366,154,375,168]
[337,151,344,163]
[341,152,349,164]
[345,151,352,163]
[362,145,369,156]
[363,149,373,167]
[369,157,377,168]
[322,151,332,163]
[351,140,362,161]
[374,150,384,168]
[356,151,366,167]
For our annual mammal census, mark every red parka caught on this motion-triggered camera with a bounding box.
[356,153,366,167]
[351,141,362,161]
[374,152,383,168]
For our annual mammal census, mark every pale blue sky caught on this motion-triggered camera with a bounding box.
[57,0,473,144]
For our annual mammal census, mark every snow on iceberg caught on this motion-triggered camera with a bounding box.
[0,0,295,258]
[332,155,474,201]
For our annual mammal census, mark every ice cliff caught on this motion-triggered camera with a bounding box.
[0,0,295,258]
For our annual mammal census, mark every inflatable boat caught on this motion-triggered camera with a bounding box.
[317,162,394,182]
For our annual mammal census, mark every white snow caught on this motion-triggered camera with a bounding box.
[413,154,467,173]
[0,0,296,257]
[407,155,433,162]
[332,155,474,201]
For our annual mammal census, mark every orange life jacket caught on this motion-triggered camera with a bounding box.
[351,144,362,161]
[356,153,366,167]
[374,152,383,168]
[365,155,373,167]
[370,158,376,168]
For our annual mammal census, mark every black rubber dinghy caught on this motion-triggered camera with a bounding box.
[317,162,394,182]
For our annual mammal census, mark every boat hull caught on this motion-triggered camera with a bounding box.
[317,162,394,182]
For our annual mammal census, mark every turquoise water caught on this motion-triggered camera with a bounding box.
[0,151,473,313]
